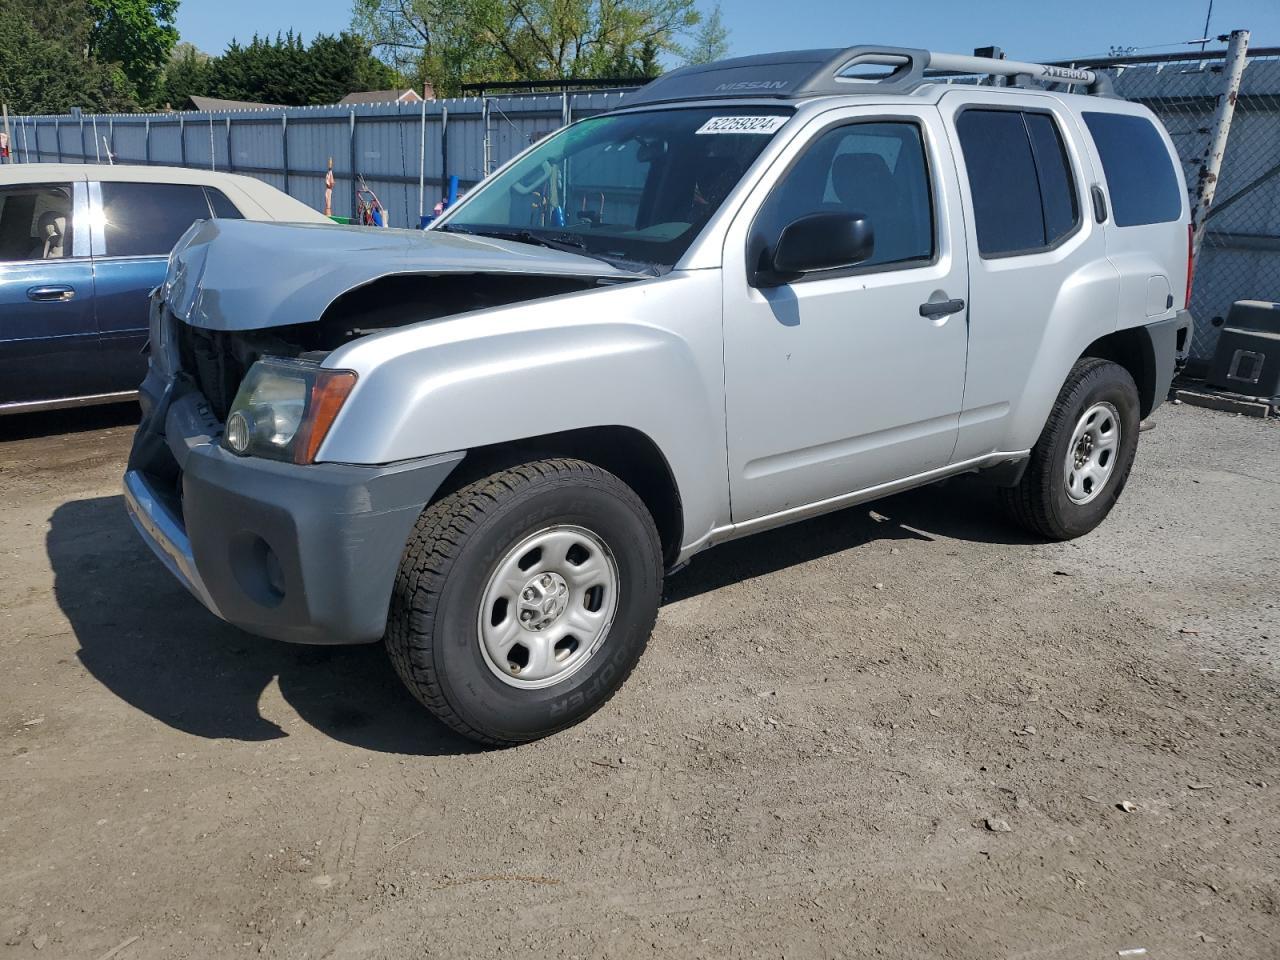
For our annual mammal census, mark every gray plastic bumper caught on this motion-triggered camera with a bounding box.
[125,444,463,645]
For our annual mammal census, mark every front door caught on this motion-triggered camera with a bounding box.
[0,179,100,407]
[722,105,970,523]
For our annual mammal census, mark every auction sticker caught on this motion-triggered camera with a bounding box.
[695,116,788,135]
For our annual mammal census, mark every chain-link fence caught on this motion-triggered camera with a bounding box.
[1072,45,1280,362]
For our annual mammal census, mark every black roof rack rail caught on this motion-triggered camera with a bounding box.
[624,45,1111,107]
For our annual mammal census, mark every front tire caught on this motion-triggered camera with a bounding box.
[386,458,663,746]
[1000,358,1141,540]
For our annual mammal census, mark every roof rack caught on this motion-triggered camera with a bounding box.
[624,45,1114,107]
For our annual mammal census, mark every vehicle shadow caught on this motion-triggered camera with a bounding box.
[664,475,1038,603]
[48,477,1032,754]
[47,495,479,757]
[0,402,140,443]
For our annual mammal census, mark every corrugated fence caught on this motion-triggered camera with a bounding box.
[8,49,1280,362]
[5,90,636,228]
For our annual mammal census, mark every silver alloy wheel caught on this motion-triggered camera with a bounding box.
[477,524,620,689]
[1064,401,1121,505]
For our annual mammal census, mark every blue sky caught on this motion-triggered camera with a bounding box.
[177,0,1280,64]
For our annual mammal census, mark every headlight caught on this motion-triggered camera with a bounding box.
[223,357,357,464]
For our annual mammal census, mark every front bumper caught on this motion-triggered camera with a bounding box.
[125,378,463,645]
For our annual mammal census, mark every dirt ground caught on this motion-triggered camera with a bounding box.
[1,402,1277,960]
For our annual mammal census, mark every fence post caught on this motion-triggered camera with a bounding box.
[1191,28,1250,256]
[482,97,492,177]
[562,89,571,127]
[225,117,233,173]
[349,110,358,220]
[54,117,61,162]
[280,114,288,194]
[440,105,448,193]
[418,95,428,225]
[144,118,151,164]
[179,116,187,165]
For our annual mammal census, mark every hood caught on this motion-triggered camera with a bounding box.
[164,219,645,331]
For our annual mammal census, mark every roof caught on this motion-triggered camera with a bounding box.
[626,45,1108,107]
[338,88,426,105]
[188,95,286,112]
[0,163,329,223]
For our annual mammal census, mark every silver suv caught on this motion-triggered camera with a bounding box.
[126,47,1194,745]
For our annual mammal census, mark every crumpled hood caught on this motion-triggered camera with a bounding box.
[164,219,644,331]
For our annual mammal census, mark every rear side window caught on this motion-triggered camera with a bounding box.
[100,182,213,257]
[205,187,244,219]
[0,184,74,262]
[956,109,1080,257]
[1082,112,1182,226]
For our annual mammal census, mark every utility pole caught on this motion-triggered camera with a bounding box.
[1191,28,1249,257]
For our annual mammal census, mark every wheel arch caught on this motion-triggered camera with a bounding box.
[1079,326,1159,418]
[438,425,685,569]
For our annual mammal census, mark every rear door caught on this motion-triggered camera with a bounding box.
[0,178,101,407]
[90,181,244,392]
[936,90,1117,460]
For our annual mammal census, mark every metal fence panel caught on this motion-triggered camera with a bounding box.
[9,59,1275,357]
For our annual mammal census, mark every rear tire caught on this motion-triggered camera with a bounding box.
[999,358,1141,540]
[386,458,663,746]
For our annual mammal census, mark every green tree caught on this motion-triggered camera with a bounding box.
[190,31,402,107]
[159,42,211,109]
[0,0,140,113]
[351,0,702,95]
[87,0,180,105]
[681,2,728,65]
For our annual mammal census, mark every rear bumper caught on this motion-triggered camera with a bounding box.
[125,378,463,644]
[1145,311,1192,415]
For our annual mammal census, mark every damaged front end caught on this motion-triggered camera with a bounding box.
[122,218,645,644]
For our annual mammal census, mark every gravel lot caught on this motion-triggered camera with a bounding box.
[1,402,1277,959]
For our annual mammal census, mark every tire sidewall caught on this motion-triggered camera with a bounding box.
[1044,365,1140,538]
[429,473,661,742]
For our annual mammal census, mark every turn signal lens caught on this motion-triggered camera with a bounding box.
[294,370,358,464]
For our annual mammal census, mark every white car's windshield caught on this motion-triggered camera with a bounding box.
[437,106,793,271]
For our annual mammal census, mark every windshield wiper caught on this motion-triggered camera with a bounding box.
[469,227,590,255]
[437,224,660,276]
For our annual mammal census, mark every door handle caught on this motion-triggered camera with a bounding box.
[918,297,964,318]
[27,284,76,302]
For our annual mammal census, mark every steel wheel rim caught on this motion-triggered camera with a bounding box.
[477,524,620,689]
[1064,400,1121,505]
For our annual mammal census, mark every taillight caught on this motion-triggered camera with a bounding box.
[1185,224,1195,310]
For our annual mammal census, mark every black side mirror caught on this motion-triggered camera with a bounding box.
[762,212,874,284]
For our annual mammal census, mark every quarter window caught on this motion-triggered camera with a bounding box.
[205,187,244,219]
[0,184,74,262]
[753,120,934,272]
[1082,112,1182,227]
[956,109,1080,257]
[100,182,215,258]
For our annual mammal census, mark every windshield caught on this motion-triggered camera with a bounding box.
[438,106,793,270]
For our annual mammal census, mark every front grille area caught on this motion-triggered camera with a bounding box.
[174,324,249,421]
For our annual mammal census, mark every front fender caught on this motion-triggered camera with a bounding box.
[318,271,729,551]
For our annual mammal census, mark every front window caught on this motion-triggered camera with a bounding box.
[439,106,793,271]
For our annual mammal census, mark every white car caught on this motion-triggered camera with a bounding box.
[0,164,327,414]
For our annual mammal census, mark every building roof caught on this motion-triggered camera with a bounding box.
[188,95,286,112]
[339,88,427,105]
